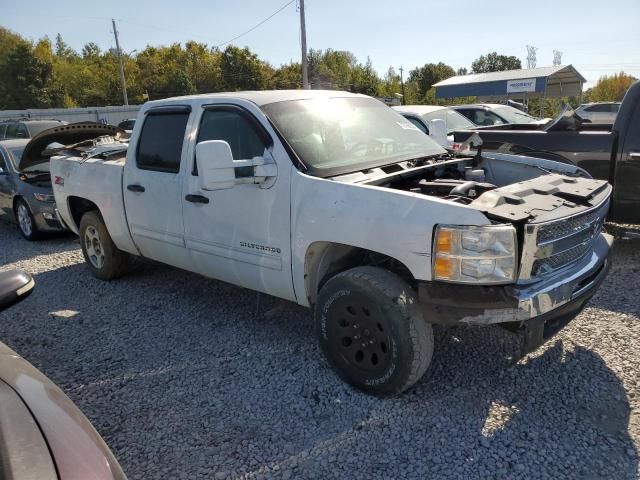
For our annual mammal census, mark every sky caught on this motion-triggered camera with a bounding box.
[2,0,640,89]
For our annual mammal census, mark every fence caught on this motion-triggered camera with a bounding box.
[0,105,142,125]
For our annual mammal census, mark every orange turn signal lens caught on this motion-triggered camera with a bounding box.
[436,229,453,254]
[434,257,453,279]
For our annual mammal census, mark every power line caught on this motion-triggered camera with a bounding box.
[215,0,296,49]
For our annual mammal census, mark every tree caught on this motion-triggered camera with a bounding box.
[220,45,269,91]
[407,62,455,101]
[587,72,637,102]
[471,52,521,73]
[457,67,468,76]
[55,34,77,59]
[0,41,55,108]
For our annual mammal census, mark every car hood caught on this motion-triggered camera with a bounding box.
[20,122,125,171]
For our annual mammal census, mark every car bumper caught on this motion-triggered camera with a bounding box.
[32,203,64,232]
[417,232,612,352]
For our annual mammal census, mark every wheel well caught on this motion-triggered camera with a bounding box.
[304,242,415,305]
[67,196,100,230]
[12,195,23,212]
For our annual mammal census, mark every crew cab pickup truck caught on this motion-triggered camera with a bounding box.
[32,91,612,396]
[454,81,640,223]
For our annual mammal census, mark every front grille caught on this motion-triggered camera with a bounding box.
[519,201,609,280]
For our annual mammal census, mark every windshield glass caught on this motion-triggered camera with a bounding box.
[422,109,475,134]
[7,146,49,173]
[262,97,445,175]
[28,122,64,137]
[493,106,537,124]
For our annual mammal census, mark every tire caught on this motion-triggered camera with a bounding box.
[79,211,129,280]
[14,198,41,241]
[315,266,434,396]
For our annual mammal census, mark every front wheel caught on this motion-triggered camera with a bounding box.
[79,211,129,280]
[14,198,40,241]
[315,266,433,396]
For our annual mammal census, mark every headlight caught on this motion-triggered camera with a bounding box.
[33,193,55,203]
[433,224,517,284]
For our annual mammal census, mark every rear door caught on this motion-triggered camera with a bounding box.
[123,106,193,270]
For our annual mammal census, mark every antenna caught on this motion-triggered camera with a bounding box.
[553,50,563,66]
[526,45,538,69]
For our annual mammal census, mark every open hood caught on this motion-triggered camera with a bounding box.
[19,122,125,171]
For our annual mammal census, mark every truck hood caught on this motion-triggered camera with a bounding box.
[20,122,125,171]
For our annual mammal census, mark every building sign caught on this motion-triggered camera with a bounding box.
[506,78,536,93]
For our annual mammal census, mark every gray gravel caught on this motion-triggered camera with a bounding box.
[0,222,638,480]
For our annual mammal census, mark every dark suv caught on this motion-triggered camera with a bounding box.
[0,119,67,140]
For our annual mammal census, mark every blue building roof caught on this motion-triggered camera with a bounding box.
[434,65,586,99]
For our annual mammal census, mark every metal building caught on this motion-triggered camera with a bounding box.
[433,65,587,102]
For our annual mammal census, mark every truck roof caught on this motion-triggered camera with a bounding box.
[146,89,368,108]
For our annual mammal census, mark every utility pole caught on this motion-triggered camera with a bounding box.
[112,19,128,105]
[299,0,309,89]
[399,66,406,105]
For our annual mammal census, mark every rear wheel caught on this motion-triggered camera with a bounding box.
[315,266,434,396]
[14,199,40,241]
[79,211,129,280]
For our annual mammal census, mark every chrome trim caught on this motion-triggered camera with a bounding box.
[519,198,610,281]
[459,233,612,325]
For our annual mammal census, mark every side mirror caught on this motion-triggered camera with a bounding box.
[0,270,35,312]
[196,140,277,191]
[196,140,236,191]
[428,119,448,147]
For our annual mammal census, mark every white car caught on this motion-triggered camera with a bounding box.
[392,105,475,148]
[451,104,539,126]
[36,90,612,396]
[575,102,620,124]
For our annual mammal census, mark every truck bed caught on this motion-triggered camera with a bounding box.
[51,155,138,255]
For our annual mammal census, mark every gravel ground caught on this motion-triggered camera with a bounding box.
[0,222,638,480]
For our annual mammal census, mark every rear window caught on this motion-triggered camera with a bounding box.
[26,121,64,137]
[136,112,190,173]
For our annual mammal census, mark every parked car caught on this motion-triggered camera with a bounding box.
[575,102,621,124]
[451,103,539,125]
[0,269,127,479]
[117,118,136,133]
[453,81,640,223]
[0,119,66,140]
[0,139,64,240]
[35,90,611,396]
[392,105,475,148]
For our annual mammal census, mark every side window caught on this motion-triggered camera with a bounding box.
[588,104,608,113]
[456,109,473,121]
[5,123,29,139]
[136,111,190,173]
[0,124,6,140]
[195,109,268,176]
[405,116,428,134]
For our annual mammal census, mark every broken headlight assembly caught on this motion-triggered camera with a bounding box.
[433,224,517,284]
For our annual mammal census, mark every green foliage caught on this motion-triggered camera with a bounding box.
[586,72,637,102]
[0,27,464,109]
[407,62,455,102]
[471,52,521,73]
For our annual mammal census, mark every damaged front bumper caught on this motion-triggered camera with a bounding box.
[418,232,613,352]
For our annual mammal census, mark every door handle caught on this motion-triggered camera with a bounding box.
[185,194,210,204]
[127,184,145,193]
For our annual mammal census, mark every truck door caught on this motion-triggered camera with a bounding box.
[123,106,193,270]
[613,104,640,223]
[182,103,295,301]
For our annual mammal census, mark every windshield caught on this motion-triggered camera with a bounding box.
[493,106,537,124]
[422,109,475,134]
[28,122,64,137]
[7,146,49,173]
[262,97,445,176]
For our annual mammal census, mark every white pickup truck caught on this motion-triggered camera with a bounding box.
[25,90,612,395]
